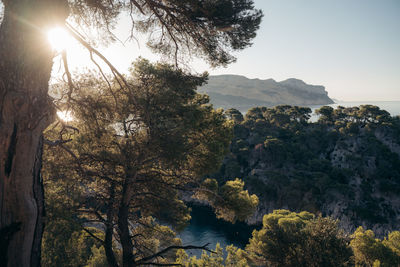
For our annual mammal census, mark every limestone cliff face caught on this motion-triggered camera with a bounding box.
[240,126,400,237]
[375,127,400,157]
[210,105,400,238]
[199,75,334,110]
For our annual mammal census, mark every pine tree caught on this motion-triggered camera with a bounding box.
[43,59,257,266]
[0,1,262,266]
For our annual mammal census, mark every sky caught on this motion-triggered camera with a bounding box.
[62,0,400,101]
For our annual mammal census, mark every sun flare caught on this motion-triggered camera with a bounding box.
[57,110,74,122]
[48,27,74,52]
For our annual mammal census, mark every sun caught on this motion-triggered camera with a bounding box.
[57,110,74,122]
[47,27,74,52]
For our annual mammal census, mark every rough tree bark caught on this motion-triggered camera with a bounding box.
[0,0,68,266]
[118,179,135,267]
[105,182,119,267]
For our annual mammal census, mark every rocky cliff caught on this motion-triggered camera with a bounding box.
[199,75,334,110]
[211,105,400,237]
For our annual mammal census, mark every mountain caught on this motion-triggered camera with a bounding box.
[199,75,334,110]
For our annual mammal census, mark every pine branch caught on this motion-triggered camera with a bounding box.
[136,243,214,264]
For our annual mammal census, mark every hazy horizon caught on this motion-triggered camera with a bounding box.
[205,74,400,102]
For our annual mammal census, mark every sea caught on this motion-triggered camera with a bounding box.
[178,101,400,257]
[309,101,400,120]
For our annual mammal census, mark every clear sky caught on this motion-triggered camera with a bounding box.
[64,0,400,101]
[211,0,400,101]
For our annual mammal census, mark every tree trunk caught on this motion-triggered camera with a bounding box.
[105,182,119,267]
[118,176,135,267]
[0,1,68,266]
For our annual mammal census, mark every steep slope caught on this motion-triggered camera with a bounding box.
[212,105,400,237]
[199,75,334,110]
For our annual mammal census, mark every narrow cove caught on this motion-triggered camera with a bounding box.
[177,204,260,257]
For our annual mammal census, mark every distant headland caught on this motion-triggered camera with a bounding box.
[199,75,334,110]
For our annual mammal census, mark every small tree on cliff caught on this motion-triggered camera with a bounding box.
[0,1,262,266]
[245,210,353,267]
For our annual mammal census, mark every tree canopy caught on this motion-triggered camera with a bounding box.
[43,59,259,266]
[67,0,263,66]
[350,227,400,267]
[212,105,400,231]
[175,212,400,267]
[245,210,353,267]
[0,1,262,266]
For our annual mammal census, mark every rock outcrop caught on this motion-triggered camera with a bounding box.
[211,106,400,237]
